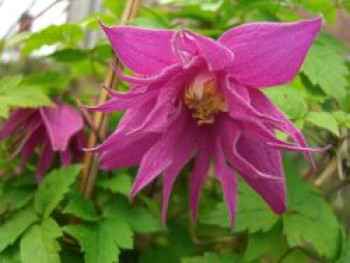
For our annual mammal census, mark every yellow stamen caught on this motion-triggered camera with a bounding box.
[184,74,227,125]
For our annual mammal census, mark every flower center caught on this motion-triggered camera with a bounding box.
[184,73,228,125]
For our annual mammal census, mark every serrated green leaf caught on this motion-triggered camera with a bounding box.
[0,175,36,213]
[0,75,53,118]
[103,198,163,233]
[34,165,81,218]
[63,191,98,221]
[64,217,133,263]
[264,85,308,119]
[302,45,349,104]
[97,173,132,196]
[200,180,278,233]
[22,24,84,55]
[20,218,62,263]
[0,206,38,252]
[333,111,350,128]
[244,224,284,261]
[306,111,339,136]
[283,172,341,260]
[181,251,242,263]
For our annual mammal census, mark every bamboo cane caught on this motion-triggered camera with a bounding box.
[80,0,142,198]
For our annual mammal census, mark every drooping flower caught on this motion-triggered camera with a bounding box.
[91,17,324,225]
[0,101,85,181]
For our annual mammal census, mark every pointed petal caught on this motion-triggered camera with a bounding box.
[130,73,187,133]
[224,78,283,125]
[161,126,195,224]
[7,118,42,160]
[20,126,44,170]
[36,137,54,182]
[93,101,156,153]
[221,119,286,214]
[130,114,190,198]
[60,147,72,166]
[86,90,157,112]
[99,134,159,169]
[0,109,37,140]
[219,17,322,87]
[248,88,315,167]
[100,23,178,75]
[215,140,237,228]
[178,29,234,71]
[189,130,213,223]
[40,102,84,151]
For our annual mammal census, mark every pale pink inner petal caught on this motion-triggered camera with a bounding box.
[40,102,84,151]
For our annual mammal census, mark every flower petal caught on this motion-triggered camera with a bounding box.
[130,114,190,198]
[86,90,157,112]
[161,125,195,224]
[221,119,286,214]
[219,17,322,87]
[189,129,213,223]
[0,109,37,141]
[248,88,315,167]
[215,140,237,228]
[174,29,234,71]
[99,134,159,169]
[36,136,54,182]
[100,23,178,75]
[60,147,72,166]
[20,126,44,170]
[224,78,283,125]
[40,102,84,151]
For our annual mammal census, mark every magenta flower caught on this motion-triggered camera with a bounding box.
[92,17,324,225]
[0,101,85,181]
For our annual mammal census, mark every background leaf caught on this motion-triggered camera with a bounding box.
[34,165,81,218]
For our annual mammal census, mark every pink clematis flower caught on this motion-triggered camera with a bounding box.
[0,101,85,181]
[92,17,324,225]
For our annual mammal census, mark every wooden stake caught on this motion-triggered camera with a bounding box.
[80,0,142,198]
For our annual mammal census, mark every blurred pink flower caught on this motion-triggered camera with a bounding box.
[92,17,324,226]
[0,101,85,181]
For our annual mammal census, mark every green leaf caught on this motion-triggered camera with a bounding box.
[244,224,284,262]
[97,173,132,197]
[333,111,350,128]
[0,75,52,118]
[20,218,62,263]
[63,191,98,221]
[34,165,81,218]
[337,238,350,263]
[181,251,242,263]
[64,218,133,263]
[0,175,36,213]
[283,172,341,260]
[264,85,308,119]
[22,24,84,55]
[306,112,339,136]
[50,48,87,63]
[302,44,349,104]
[103,198,163,233]
[200,180,279,233]
[0,245,21,263]
[104,0,125,16]
[0,206,38,252]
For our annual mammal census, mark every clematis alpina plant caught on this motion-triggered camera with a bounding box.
[91,17,325,226]
[0,101,85,181]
